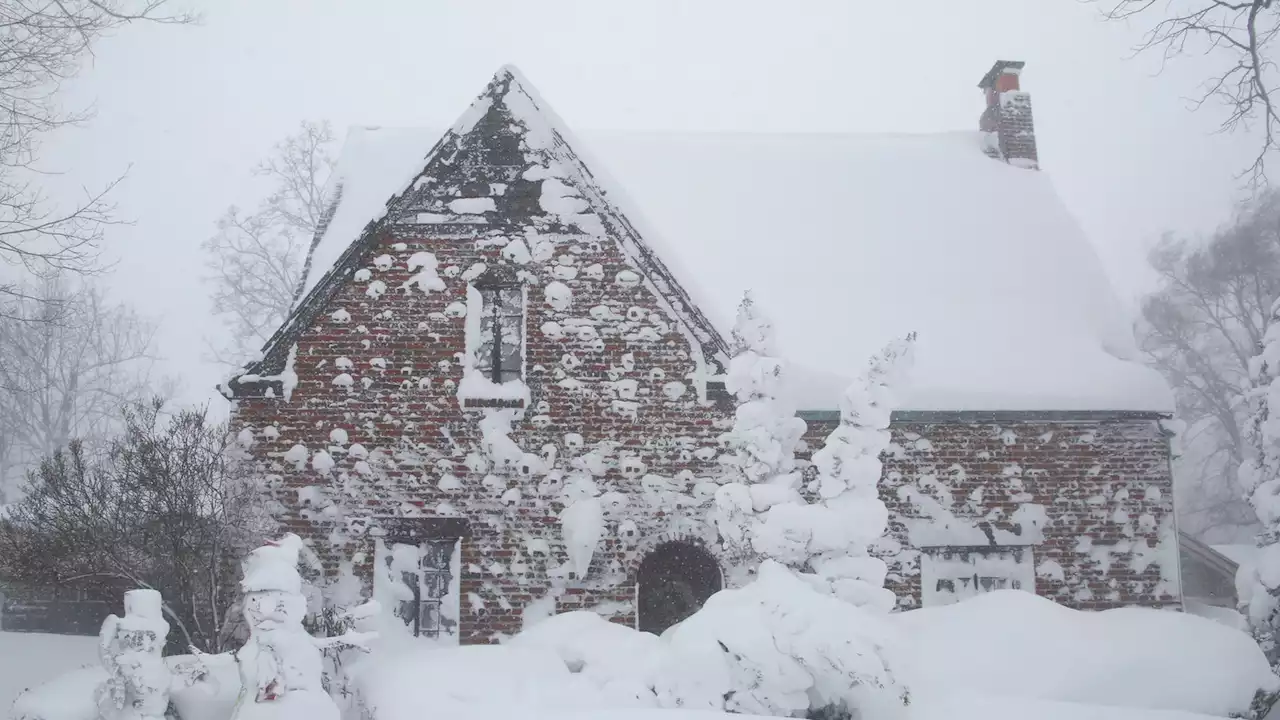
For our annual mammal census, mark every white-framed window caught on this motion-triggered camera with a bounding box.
[375,537,462,643]
[459,266,530,408]
[475,283,523,384]
[920,545,1035,607]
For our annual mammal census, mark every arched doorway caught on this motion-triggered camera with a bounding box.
[637,540,722,635]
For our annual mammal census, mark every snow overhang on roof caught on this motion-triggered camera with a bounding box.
[288,67,1174,414]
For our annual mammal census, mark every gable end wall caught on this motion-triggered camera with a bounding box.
[230,91,736,641]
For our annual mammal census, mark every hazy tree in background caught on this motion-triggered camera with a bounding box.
[1101,1,1280,183]
[0,275,156,503]
[1139,190,1280,542]
[204,121,339,363]
[0,1,189,302]
[0,401,271,652]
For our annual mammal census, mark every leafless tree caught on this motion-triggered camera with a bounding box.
[0,274,156,503]
[204,121,338,364]
[1139,189,1280,541]
[0,1,191,301]
[1101,1,1280,184]
[0,401,271,652]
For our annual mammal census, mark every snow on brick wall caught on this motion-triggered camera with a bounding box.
[232,217,732,640]
[230,79,734,643]
[801,416,1179,611]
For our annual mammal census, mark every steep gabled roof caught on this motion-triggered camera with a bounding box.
[234,67,1173,413]
[227,66,729,397]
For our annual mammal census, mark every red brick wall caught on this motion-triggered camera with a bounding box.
[801,415,1179,611]
[229,76,1175,643]
[231,219,731,642]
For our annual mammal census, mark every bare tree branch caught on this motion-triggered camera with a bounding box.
[0,1,192,293]
[0,403,271,653]
[204,121,337,366]
[1101,0,1280,185]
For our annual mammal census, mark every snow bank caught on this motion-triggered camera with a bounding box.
[356,573,1268,720]
[910,693,1231,720]
[7,647,238,720]
[353,644,612,720]
[167,654,240,720]
[508,612,663,707]
[1,632,97,718]
[426,711,767,720]
[9,667,101,720]
[660,561,907,718]
[358,562,906,720]
[354,707,1228,720]
[891,589,1277,717]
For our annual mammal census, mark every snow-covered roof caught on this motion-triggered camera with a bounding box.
[1211,544,1256,568]
[297,67,1172,413]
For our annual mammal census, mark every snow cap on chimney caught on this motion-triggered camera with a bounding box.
[979,60,1038,170]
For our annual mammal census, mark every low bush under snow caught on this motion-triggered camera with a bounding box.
[891,589,1278,717]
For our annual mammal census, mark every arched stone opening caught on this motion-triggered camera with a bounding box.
[636,540,722,635]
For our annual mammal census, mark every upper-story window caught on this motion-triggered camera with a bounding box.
[474,272,523,384]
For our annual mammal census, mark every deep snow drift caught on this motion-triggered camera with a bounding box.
[9,587,1276,720]
[890,589,1277,716]
[0,632,97,716]
[354,587,1273,720]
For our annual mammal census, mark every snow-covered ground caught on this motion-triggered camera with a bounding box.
[351,587,1272,720]
[0,632,97,716]
[6,589,1276,720]
[892,590,1272,716]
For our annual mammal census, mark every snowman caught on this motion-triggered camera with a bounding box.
[95,589,172,720]
[231,534,339,720]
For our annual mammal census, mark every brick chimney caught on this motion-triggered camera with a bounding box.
[978,60,1038,169]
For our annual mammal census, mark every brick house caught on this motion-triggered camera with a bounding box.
[223,61,1181,644]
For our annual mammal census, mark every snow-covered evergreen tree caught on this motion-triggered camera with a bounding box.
[659,559,910,719]
[1240,298,1280,685]
[712,292,807,569]
[803,334,915,612]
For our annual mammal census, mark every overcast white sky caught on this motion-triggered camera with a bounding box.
[35,0,1261,412]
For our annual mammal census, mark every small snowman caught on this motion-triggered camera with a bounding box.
[95,589,172,720]
[231,534,339,720]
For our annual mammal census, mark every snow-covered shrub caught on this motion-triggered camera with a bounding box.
[0,402,272,654]
[1240,295,1280,710]
[353,644,605,720]
[508,611,663,707]
[711,291,917,615]
[301,558,379,710]
[10,651,242,720]
[505,561,910,720]
[799,334,915,612]
[659,560,909,719]
[717,292,806,487]
[712,292,807,571]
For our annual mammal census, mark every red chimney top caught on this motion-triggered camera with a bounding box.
[979,60,1025,92]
